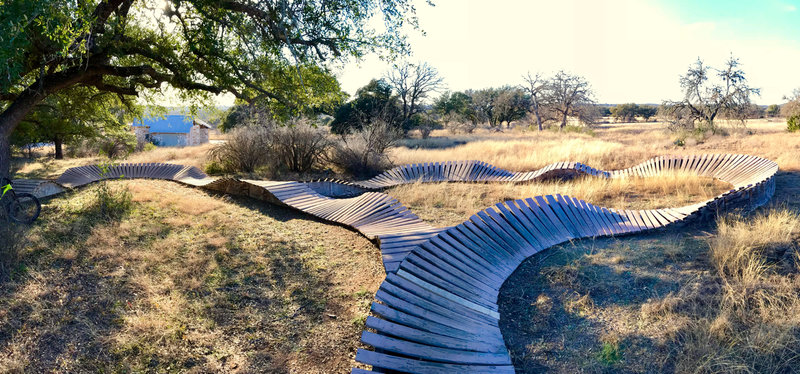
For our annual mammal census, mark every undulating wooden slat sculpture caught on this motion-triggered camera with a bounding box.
[34,154,777,373]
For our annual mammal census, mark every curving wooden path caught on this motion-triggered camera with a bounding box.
[20,154,778,373]
[351,154,777,373]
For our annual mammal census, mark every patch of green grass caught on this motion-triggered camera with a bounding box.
[351,315,367,327]
[597,340,622,364]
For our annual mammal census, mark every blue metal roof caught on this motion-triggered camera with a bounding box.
[133,115,194,134]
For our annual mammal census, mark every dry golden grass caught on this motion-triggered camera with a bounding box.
[5,119,800,372]
[386,172,731,227]
[499,203,800,373]
[0,180,383,373]
[391,120,800,173]
[664,209,800,373]
[12,154,105,180]
[391,133,647,172]
[125,143,215,169]
[711,209,800,283]
[11,144,214,179]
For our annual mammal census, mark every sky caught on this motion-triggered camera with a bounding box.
[334,0,800,105]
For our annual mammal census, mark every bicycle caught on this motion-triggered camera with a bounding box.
[1,177,41,224]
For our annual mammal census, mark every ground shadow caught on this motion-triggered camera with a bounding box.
[497,171,800,372]
[498,229,711,373]
[0,210,136,371]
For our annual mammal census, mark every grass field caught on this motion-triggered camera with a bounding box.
[3,118,800,372]
[0,180,382,373]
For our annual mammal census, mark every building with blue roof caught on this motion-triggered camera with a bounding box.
[132,115,212,147]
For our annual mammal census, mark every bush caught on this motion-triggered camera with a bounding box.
[66,139,98,158]
[327,119,401,177]
[270,119,330,173]
[407,113,440,139]
[207,125,272,173]
[66,128,137,159]
[788,115,800,132]
[204,160,227,175]
[207,118,330,175]
[445,120,477,134]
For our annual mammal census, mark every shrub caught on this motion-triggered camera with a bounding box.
[598,340,622,365]
[207,125,272,173]
[66,128,136,159]
[407,113,440,139]
[204,160,227,175]
[788,115,800,132]
[445,120,477,134]
[65,138,98,158]
[207,118,330,175]
[270,119,330,173]
[327,119,401,177]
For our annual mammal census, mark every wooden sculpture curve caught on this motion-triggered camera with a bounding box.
[36,154,777,373]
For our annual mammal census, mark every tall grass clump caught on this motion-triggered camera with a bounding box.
[0,225,27,280]
[662,208,800,373]
[711,209,799,282]
[94,162,134,220]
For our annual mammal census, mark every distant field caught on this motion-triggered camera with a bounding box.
[4,119,800,372]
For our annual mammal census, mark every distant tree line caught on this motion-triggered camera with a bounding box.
[319,68,602,138]
[609,103,657,122]
[222,54,797,141]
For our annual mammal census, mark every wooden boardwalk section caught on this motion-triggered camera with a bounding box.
[352,160,610,189]
[352,154,777,373]
[55,163,443,272]
[33,154,778,373]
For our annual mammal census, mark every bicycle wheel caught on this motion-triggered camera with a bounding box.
[8,192,41,224]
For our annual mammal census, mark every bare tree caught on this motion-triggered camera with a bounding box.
[521,72,548,131]
[385,62,445,130]
[781,88,800,118]
[545,71,596,129]
[662,56,760,132]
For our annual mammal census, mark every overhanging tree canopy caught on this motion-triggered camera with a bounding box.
[0,0,422,178]
[13,86,140,159]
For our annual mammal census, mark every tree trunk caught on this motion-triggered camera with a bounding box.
[534,110,543,131]
[54,137,64,160]
[0,135,10,182]
[0,94,43,181]
[0,64,95,180]
[560,111,568,129]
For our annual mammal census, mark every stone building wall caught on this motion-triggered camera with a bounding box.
[188,125,209,146]
[133,126,150,145]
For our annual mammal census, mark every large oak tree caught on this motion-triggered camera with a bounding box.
[0,0,421,179]
[545,71,595,129]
